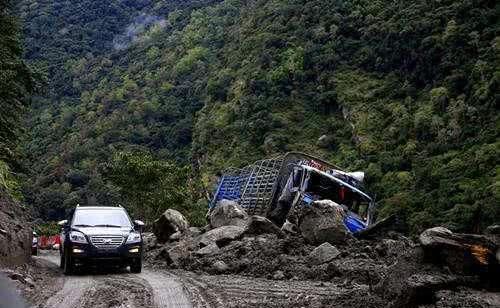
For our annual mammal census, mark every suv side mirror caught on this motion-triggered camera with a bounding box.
[134,220,145,231]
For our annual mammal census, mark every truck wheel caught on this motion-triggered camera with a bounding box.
[63,251,74,275]
[130,259,142,273]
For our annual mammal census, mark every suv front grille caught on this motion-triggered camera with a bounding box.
[90,235,124,249]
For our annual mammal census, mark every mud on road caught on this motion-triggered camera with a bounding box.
[20,250,155,308]
[13,250,355,308]
[6,245,498,308]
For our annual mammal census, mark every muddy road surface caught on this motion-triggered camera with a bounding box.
[21,250,345,308]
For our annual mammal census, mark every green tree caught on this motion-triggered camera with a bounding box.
[105,152,206,226]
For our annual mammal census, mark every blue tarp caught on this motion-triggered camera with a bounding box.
[209,175,245,208]
[344,215,367,233]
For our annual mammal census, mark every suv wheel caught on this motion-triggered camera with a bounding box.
[130,259,142,273]
[63,250,74,275]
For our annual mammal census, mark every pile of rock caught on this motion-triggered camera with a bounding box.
[147,200,500,307]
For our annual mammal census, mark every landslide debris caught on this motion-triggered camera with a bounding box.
[0,192,32,266]
[146,203,500,308]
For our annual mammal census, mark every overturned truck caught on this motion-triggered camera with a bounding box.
[209,152,375,234]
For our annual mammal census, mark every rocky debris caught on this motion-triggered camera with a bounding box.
[375,237,413,258]
[169,231,182,241]
[419,227,453,245]
[298,200,350,245]
[244,215,283,237]
[0,193,32,266]
[309,242,340,265]
[153,242,190,267]
[419,227,499,275]
[209,199,248,228]
[281,220,297,233]
[212,260,229,273]
[153,209,189,243]
[426,288,500,308]
[272,270,285,280]
[142,232,158,251]
[199,225,245,247]
[195,243,220,256]
[143,207,499,308]
[406,273,461,290]
[188,227,202,236]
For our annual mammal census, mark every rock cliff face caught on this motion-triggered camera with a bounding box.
[0,192,32,265]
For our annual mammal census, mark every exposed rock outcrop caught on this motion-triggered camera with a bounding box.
[0,193,32,266]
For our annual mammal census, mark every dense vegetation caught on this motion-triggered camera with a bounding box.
[0,0,32,198]
[18,0,499,232]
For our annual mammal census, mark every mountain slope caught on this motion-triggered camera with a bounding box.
[0,0,33,265]
[20,0,500,232]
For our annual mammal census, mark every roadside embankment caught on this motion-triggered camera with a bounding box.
[0,192,32,266]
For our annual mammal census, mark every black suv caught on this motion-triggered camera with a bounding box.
[58,205,144,275]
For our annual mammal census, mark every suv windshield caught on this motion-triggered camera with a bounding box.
[72,209,132,228]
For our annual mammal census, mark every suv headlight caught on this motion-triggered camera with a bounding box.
[69,231,88,244]
[126,232,141,244]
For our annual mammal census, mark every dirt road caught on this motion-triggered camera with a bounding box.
[30,250,185,308]
[24,250,347,308]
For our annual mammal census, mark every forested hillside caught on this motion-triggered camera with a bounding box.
[19,0,499,232]
[0,0,34,264]
[0,0,32,198]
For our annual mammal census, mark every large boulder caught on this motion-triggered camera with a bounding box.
[244,215,283,237]
[153,209,189,243]
[298,200,350,245]
[419,227,499,275]
[309,242,341,265]
[209,199,248,228]
[199,225,245,247]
